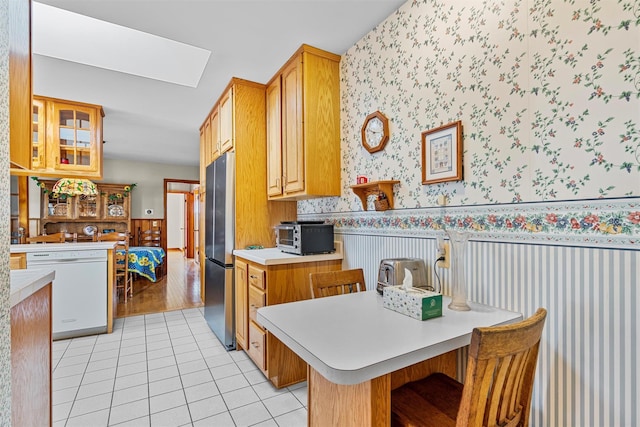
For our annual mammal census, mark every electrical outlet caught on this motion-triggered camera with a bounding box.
[436,242,450,269]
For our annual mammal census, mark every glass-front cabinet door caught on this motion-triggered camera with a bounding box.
[43,191,71,220]
[77,194,98,219]
[102,185,131,221]
[32,98,46,169]
[53,103,99,172]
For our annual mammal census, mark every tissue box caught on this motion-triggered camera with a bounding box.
[382,285,443,321]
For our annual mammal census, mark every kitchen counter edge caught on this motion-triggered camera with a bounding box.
[233,242,343,265]
[10,242,117,253]
[10,269,56,308]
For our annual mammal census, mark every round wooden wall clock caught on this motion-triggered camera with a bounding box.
[361,111,389,153]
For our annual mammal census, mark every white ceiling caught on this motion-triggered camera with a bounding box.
[33,0,407,167]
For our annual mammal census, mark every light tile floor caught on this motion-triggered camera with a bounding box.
[52,308,308,427]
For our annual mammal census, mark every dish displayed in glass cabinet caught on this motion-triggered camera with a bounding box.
[108,204,125,217]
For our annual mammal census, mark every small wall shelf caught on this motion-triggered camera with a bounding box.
[350,180,400,211]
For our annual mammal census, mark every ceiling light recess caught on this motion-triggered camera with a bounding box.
[33,2,211,87]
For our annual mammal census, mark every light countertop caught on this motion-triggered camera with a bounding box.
[10,269,56,308]
[257,291,522,385]
[10,242,117,253]
[233,242,343,265]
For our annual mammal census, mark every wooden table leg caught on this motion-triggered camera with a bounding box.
[308,366,390,427]
[306,350,458,426]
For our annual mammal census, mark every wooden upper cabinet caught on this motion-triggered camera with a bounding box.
[266,79,283,197]
[8,0,32,170]
[210,106,220,161]
[25,96,105,178]
[199,124,207,187]
[31,98,46,169]
[219,87,233,154]
[51,101,103,175]
[200,83,235,164]
[266,44,341,200]
[281,57,305,195]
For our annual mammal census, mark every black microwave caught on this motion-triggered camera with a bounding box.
[275,221,335,255]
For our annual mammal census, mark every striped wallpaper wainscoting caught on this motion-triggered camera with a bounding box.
[336,232,639,427]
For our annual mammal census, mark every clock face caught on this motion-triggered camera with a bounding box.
[361,111,389,153]
[366,117,384,146]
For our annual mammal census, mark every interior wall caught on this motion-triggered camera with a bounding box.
[92,158,196,218]
[334,231,639,427]
[299,0,639,215]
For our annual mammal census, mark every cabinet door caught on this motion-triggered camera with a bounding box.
[266,78,283,197]
[31,98,46,169]
[50,102,101,174]
[42,186,72,220]
[8,0,31,170]
[102,190,130,220]
[77,194,99,220]
[199,126,207,188]
[210,107,220,161]
[235,260,249,350]
[219,88,233,154]
[248,322,267,372]
[281,56,305,195]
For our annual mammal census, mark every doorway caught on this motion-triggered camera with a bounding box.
[164,179,199,259]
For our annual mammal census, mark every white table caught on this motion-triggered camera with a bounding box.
[257,291,521,426]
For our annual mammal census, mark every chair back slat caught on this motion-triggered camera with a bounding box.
[309,269,366,299]
[457,308,546,427]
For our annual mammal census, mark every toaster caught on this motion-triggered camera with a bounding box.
[377,258,430,294]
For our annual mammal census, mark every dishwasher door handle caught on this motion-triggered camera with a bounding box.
[32,258,94,264]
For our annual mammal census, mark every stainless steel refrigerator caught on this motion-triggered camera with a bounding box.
[204,152,236,350]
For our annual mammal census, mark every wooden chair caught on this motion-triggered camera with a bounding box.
[390,308,547,427]
[26,231,76,243]
[309,268,367,298]
[139,225,161,247]
[138,225,164,277]
[97,232,133,302]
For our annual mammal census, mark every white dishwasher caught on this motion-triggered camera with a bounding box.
[27,249,108,340]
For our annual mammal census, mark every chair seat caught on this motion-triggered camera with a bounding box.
[391,373,463,427]
[391,308,546,427]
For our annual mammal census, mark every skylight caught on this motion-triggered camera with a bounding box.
[32,2,211,88]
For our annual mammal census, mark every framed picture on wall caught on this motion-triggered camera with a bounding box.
[421,120,463,185]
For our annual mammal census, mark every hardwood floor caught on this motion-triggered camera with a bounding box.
[116,249,203,318]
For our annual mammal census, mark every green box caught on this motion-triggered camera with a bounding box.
[382,285,443,321]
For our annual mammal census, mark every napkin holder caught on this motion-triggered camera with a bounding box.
[382,285,443,321]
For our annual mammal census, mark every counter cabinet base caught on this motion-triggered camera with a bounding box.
[307,350,457,427]
[11,283,52,427]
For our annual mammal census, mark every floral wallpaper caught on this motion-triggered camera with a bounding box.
[298,0,639,246]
